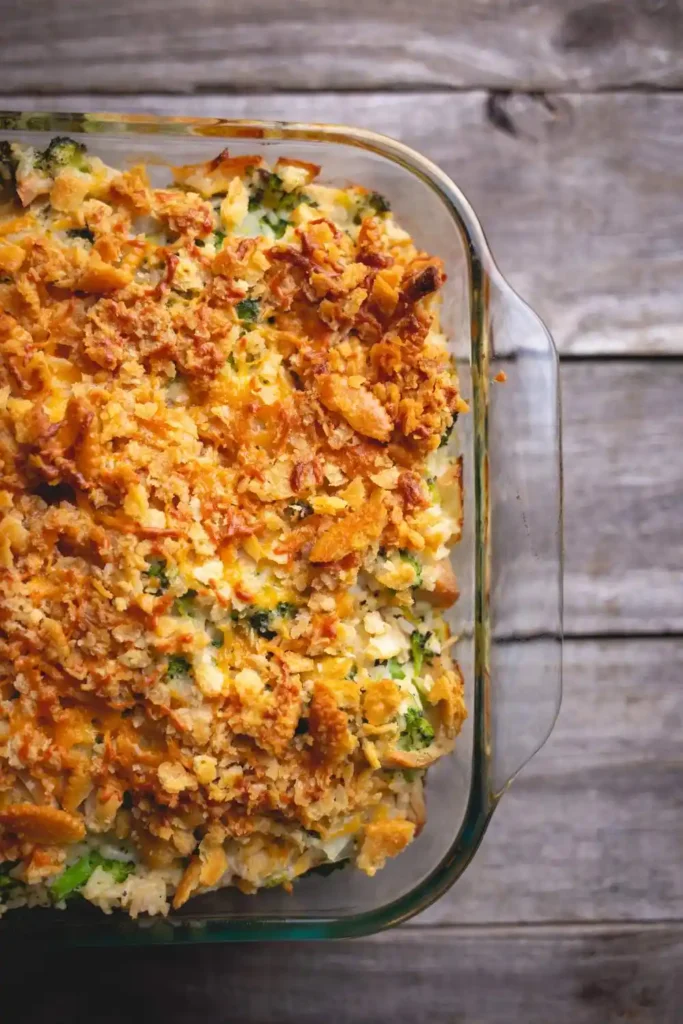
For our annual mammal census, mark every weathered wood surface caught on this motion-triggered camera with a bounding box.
[562,362,683,635]
[6,91,683,356]
[6,924,683,1023]
[420,638,683,925]
[2,0,683,93]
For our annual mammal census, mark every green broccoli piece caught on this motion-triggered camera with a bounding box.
[173,589,197,616]
[354,191,392,224]
[248,609,277,640]
[67,227,94,243]
[399,550,423,588]
[104,859,133,883]
[0,860,19,892]
[213,229,226,249]
[236,298,260,323]
[37,136,90,175]
[166,655,192,679]
[211,631,224,649]
[387,657,406,680]
[278,191,301,213]
[145,557,170,591]
[269,216,289,239]
[275,602,298,619]
[262,172,286,209]
[400,706,435,750]
[0,142,18,192]
[284,499,313,521]
[410,630,433,676]
[439,416,456,448]
[264,872,290,889]
[347,663,358,680]
[367,191,391,214]
[50,851,134,902]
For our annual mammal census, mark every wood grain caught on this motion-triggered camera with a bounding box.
[561,361,681,634]
[420,638,683,925]
[5,91,683,356]
[6,924,683,1023]
[2,0,683,93]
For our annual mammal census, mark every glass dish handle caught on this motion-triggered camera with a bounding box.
[484,278,563,796]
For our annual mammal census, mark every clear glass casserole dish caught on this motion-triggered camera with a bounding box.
[0,110,562,945]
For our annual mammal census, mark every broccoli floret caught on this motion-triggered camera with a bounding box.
[277,191,301,214]
[166,655,192,679]
[173,589,197,616]
[67,227,95,243]
[263,172,287,209]
[354,190,392,224]
[399,550,423,588]
[387,657,406,680]
[275,602,298,619]
[400,706,435,750]
[410,630,434,676]
[0,141,18,191]
[37,136,90,175]
[102,858,133,884]
[439,416,457,448]
[236,298,260,323]
[0,860,20,893]
[284,499,313,522]
[264,872,291,889]
[374,657,406,680]
[367,191,391,215]
[213,229,226,249]
[145,557,170,591]
[248,609,277,640]
[50,851,134,902]
[269,216,289,239]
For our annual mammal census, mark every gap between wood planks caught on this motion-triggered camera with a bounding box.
[2,85,683,96]
[395,920,683,935]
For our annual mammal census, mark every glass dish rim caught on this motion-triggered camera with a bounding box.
[0,111,563,944]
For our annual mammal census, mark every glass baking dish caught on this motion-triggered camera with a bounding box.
[0,110,563,945]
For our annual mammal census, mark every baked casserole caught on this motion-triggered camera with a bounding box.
[0,137,467,918]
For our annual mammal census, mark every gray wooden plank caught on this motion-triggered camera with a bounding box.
[2,0,682,93]
[419,638,683,925]
[4,91,683,356]
[562,362,682,634]
[5,924,683,1023]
